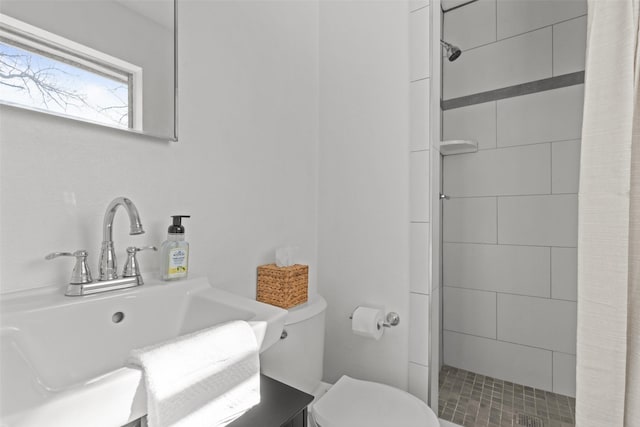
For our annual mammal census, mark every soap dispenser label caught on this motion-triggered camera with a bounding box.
[168,247,188,277]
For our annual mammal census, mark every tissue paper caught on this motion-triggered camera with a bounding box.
[275,247,295,267]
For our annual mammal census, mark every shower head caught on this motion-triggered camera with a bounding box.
[440,40,462,61]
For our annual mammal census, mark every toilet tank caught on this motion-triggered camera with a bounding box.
[260,294,327,394]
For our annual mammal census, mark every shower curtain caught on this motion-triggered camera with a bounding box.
[576,1,640,426]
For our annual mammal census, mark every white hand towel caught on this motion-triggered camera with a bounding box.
[128,320,260,427]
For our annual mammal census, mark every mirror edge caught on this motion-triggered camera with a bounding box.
[172,0,178,143]
[0,0,179,143]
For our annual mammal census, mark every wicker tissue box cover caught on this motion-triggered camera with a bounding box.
[257,264,308,309]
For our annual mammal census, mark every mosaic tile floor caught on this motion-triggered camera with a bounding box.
[438,365,576,427]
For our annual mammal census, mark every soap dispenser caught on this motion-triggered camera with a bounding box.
[160,215,190,281]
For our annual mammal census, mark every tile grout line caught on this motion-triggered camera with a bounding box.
[551,23,555,77]
[473,137,581,151]
[495,98,498,150]
[550,247,553,299]
[494,0,497,46]
[550,141,554,194]
[495,196,499,245]
[550,140,555,303]
[445,192,577,199]
[443,328,575,355]
[442,283,576,303]
[410,4,429,13]
[456,13,587,55]
[443,241,577,250]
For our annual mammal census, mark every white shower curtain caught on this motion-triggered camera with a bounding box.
[576,1,640,426]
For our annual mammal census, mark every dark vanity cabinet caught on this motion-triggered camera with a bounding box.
[125,375,312,427]
[229,375,314,427]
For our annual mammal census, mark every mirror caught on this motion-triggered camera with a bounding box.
[0,0,177,141]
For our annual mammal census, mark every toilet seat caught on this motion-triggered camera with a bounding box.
[312,375,440,427]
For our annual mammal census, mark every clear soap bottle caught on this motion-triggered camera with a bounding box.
[160,215,190,281]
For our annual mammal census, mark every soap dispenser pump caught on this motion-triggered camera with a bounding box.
[160,215,190,281]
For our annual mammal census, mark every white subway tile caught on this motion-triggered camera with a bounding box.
[443,243,551,298]
[443,330,553,391]
[553,15,587,76]
[498,195,578,247]
[497,85,584,147]
[443,197,497,243]
[410,292,430,365]
[443,144,551,197]
[443,28,552,99]
[443,286,496,339]
[552,140,581,194]
[410,222,430,294]
[553,352,576,397]
[410,79,431,152]
[443,101,497,150]
[410,150,430,222]
[410,7,430,81]
[408,362,429,403]
[497,0,587,40]
[497,294,577,354]
[551,247,577,301]
[443,0,496,51]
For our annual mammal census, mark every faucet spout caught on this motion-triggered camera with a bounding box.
[99,197,144,281]
[102,197,144,241]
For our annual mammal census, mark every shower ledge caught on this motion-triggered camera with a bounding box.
[439,139,478,155]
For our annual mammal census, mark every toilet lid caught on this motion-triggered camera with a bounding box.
[312,376,440,427]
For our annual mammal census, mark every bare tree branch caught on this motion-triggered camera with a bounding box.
[0,48,129,126]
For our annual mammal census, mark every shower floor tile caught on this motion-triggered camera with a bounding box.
[438,365,576,427]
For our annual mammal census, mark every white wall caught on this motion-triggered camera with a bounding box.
[318,0,410,390]
[441,0,586,396]
[0,0,319,300]
[1,0,426,395]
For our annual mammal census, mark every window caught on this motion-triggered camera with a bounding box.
[0,14,142,130]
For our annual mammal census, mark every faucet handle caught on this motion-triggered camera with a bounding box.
[123,246,157,278]
[45,250,93,284]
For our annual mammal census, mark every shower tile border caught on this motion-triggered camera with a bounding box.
[441,71,584,111]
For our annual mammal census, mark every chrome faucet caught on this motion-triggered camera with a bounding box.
[46,196,156,296]
[98,197,145,281]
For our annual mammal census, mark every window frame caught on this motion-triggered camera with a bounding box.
[0,13,143,131]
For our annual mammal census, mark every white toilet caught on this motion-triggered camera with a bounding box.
[260,295,441,427]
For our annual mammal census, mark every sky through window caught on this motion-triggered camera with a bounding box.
[0,41,130,128]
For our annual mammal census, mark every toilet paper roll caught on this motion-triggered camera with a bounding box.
[351,306,384,340]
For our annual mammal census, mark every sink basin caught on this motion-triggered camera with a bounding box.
[0,277,286,427]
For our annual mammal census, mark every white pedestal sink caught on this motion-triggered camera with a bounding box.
[0,277,286,427]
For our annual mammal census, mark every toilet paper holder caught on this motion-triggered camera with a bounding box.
[349,309,400,328]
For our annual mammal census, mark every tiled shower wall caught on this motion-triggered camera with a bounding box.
[441,0,586,397]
